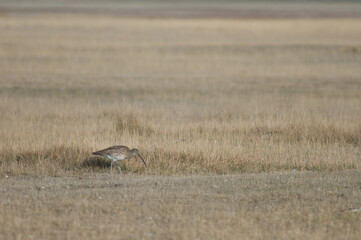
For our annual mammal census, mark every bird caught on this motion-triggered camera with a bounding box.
[92,145,147,174]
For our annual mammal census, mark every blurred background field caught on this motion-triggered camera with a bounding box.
[1,0,361,18]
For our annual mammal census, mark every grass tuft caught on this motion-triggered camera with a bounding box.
[116,113,154,137]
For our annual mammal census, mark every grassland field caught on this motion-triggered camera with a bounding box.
[0,2,361,239]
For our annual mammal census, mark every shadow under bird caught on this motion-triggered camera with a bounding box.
[92,145,147,174]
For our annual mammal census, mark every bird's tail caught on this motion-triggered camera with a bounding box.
[92,151,102,156]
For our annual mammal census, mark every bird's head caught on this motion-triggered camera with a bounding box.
[131,148,147,167]
[131,148,139,156]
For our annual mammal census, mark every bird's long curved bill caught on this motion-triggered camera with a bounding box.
[138,154,147,167]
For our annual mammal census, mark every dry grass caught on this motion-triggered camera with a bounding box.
[0,8,361,240]
[0,16,361,176]
[1,171,360,239]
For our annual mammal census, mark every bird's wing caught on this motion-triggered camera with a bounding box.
[93,145,128,156]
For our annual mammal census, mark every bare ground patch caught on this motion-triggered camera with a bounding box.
[0,171,360,239]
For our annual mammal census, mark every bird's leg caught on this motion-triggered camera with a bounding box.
[117,161,122,174]
[110,161,114,174]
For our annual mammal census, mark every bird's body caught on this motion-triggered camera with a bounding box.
[93,145,147,174]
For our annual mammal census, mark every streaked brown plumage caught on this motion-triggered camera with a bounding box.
[93,145,147,174]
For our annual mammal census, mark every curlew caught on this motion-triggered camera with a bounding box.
[92,145,147,174]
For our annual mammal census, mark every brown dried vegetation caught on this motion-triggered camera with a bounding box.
[0,15,360,177]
